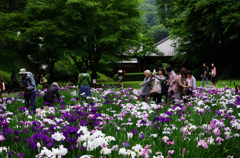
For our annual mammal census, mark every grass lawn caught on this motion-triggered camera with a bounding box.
[3,91,23,98]
[97,80,240,89]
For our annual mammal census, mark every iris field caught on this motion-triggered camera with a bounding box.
[0,84,240,158]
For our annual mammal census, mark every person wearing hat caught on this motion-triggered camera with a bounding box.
[19,68,37,114]
[43,82,60,104]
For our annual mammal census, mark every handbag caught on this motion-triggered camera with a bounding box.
[161,82,167,95]
[151,85,158,95]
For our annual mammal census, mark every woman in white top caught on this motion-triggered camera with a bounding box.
[186,70,196,95]
[152,68,166,104]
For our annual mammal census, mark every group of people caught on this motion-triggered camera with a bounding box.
[139,65,196,105]
[201,63,218,87]
[0,66,91,114]
[9,71,47,90]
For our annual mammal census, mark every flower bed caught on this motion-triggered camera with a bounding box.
[0,85,239,158]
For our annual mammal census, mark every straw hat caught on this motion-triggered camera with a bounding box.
[19,68,27,74]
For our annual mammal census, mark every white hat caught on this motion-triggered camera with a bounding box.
[19,68,27,74]
[52,82,58,87]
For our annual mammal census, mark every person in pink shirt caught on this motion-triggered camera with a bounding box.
[165,65,177,105]
[211,63,218,86]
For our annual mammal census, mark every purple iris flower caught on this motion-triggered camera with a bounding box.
[18,153,26,158]
[122,141,130,147]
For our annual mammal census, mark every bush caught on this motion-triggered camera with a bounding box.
[113,73,145,82]
[0,70,11,85]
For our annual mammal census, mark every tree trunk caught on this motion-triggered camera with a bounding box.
[69,54,82,72]
[49,63,55,83]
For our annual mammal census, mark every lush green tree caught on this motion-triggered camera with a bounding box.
[147,24,169,43]
[155,0,240,78]
[65,0,143,79]
[19,0,68,82]
[0,0,28,13]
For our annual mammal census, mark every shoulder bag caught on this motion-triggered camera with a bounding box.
[151,84,158,95]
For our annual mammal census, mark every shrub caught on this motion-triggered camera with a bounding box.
[36,85,43,90]
[0,70,11,85]
[113,73,145,81]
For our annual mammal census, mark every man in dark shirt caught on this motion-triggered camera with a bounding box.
[201,63,209,86]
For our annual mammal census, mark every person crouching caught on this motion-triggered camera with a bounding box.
[43,82,60,104]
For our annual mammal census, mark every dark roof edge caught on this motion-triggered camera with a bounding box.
[156,36,170,45]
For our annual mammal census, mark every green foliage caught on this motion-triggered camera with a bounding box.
[97,73,114,83]
[139,0,158,27]
[147,24,169,43]
[0,70,11,85]
[113,73,145,81]
[0,0,28,13]
[36,85,43,90]
[156,0,240,78]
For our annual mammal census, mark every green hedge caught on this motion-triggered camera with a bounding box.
[113,73,145,81]
[45,72,114,83]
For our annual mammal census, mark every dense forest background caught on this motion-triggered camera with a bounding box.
[139,0,169,43]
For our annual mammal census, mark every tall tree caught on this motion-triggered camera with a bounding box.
[155,0,240,78]
[65,0,143,79]
[20,0,67,82]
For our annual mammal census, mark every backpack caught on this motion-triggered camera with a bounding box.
[123,71,126,77]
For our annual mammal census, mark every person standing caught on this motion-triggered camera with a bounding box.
[118,68,124,88]
[0,75,4,103]
[235,85,240,95]
[165,65,177,105]
[186,70,196,95]
[40,74,46,86]
[174,70,189,103]
[211,63,218,86]
[153,68,157,75]
[19,68,37,115]
[78,66,92,97]
[43,82,60,103]
[201,63,209,86]
[179,67,187,96]
[152,68,166,104]
[34,74,40,85]
[139,70,153,103]
[72,77,76,84]
[11,70,17,89]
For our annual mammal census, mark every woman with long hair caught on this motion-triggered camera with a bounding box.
[211,63,218,86]
[152,68,166,104]
[78,66,92,97]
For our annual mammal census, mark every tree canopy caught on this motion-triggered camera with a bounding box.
[155,0,240,78]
